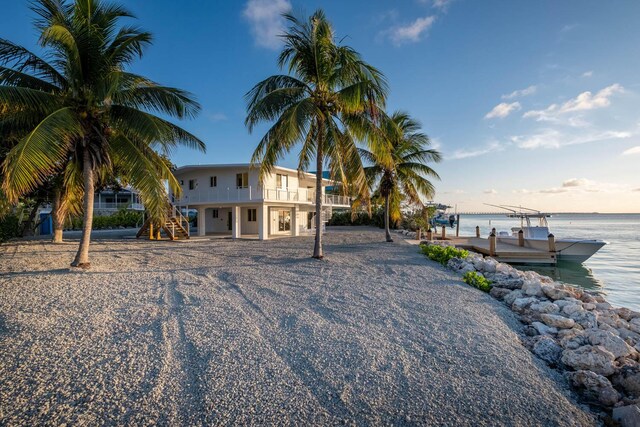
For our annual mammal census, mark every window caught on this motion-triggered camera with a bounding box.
[307,212,315,229]
[210,176,217,187]
[236,172,248,188]
[248,209,257,222]
[212,209,219,218]
[188,179,196,190]
[276,173,288,189]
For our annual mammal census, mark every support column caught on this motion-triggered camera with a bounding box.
[258,204,268,240]
[198,207,206,236]
[232,206,241,239]
[292,206,299,236]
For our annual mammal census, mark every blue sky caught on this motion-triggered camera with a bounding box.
[2,0,640,212]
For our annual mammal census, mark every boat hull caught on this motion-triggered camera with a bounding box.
[498,237,606,263]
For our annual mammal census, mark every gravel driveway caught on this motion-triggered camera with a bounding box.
[0,227,596,426]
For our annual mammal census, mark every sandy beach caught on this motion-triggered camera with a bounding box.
[0,227,596,425]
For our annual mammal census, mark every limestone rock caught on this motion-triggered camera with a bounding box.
[562,303,584,317]
[582,303,596,311]
[565,370,620,407]
[512,297,539,314]
[532,336,563,366]
[618,328,640,346]
[585,329,635,359]
[503,290,524,307]
[532,321,558,336]
[540,313,576,329]
[560,330,588,350]
[629,318,640,334]
[489,287,512,300]
[542,285,572,301]
[561,345,617,376]
[529,301,560,315]
[571,311,598,330]
[613,405,640,427]
[617,308,640,322]
[522,280,544,297]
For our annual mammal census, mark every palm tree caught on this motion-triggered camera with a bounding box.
[0,0,204,267]
[245,10,387,259]
[360,111,441,242]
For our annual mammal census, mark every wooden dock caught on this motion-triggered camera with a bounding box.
[446,236,557,265]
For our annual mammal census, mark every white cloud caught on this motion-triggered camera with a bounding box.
[386,16,436,45]
[562,178,591,188]
[582,71,593,78]
[243,0,291,49]
[622,146,640,155]
[483,189,497,194]
[561,24,577,33]
[523,84,624,122]
[432,0,453,9]
[448,141,503,159]
[207,112,228,122]
[485,102,521,119]
[512,129,631,150]
[502,85,537,100]
[539,187,569,194]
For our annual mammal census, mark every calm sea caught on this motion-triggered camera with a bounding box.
[456,214,640,311]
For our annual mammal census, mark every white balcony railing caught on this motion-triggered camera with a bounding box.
[173,186,350,207]
[93,202,144,211]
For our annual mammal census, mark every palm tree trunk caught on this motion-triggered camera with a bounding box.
[71,150,94,268]
[384,193,393,242]
[51,186,65,243]
[313,143,324,259]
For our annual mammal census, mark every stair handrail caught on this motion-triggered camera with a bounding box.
[169,204,190,237]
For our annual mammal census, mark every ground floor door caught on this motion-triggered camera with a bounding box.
[227,211,232,231]
[270,208,292,235]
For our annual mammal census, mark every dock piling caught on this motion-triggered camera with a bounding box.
[475,226,480,238]
[489,231,496,256]
[548,233,556,252]
[441,225,446,240]
[426,228,433,240]
[456,214,460,237]
[518,229,524,247]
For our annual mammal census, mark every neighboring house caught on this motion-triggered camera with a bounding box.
[94,187,144,215]
[171,164,350,240]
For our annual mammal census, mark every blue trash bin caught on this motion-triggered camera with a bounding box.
[39,212,52,235]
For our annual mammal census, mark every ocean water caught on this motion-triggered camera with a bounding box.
[455,214,640,311]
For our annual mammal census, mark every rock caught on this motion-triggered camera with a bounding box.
[629,318,640,334]
[540,313,576,329]
[522,280,544,297]
[529,301,560,315]
[620,372,640,397]
[560,330,588,350]
[571,311,598,330]
[562,345,617,376]
[582,303,596,311]
[542,285,573,301]
[504,290,524,307]
[596,302,613,311]
[489,287,512,300]
[512,297,539,314]
[581,293,598,304]
[585,329,635,359]
[532,336,563,366]
[562,303,584,317]
[523,325,539,337]
[617,308,640,322]
[618,328,640,346]
[613,405,640,427]
[492,276,524,290]
[565,370,620,407]
[532,321,558,336]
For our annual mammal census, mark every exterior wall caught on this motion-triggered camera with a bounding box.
[241,207,259,235]
[205,207,231,233]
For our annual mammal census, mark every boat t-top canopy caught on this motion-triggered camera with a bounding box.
[484,204,552,228]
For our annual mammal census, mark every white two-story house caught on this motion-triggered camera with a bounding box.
[170,164,350,240]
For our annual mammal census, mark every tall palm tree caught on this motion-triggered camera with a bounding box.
[360,111,441,242]
[245,10,387,259]
[0,0,204,267]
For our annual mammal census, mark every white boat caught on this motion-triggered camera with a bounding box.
[489,205,607,263]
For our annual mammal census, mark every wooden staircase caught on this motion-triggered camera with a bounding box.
[136,205,190,241]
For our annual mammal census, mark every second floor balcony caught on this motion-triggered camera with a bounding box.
[172,186,351,207]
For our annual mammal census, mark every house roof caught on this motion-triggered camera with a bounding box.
[174,164,334,183]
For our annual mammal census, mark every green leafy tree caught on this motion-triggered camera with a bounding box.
[245,10,387,258]
[0,0,204,266]
[360,111,441,242]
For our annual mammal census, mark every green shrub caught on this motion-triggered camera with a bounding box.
[463,271,492,293]
[0,214,20,242]
[66,209,143,230]
[420,244,468,266]
[328,208,388,228]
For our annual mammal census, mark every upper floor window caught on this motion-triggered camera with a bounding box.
[210,176,217,187]
[188,179,196,190]
[236,172,248,188]
[276,174,288,190]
